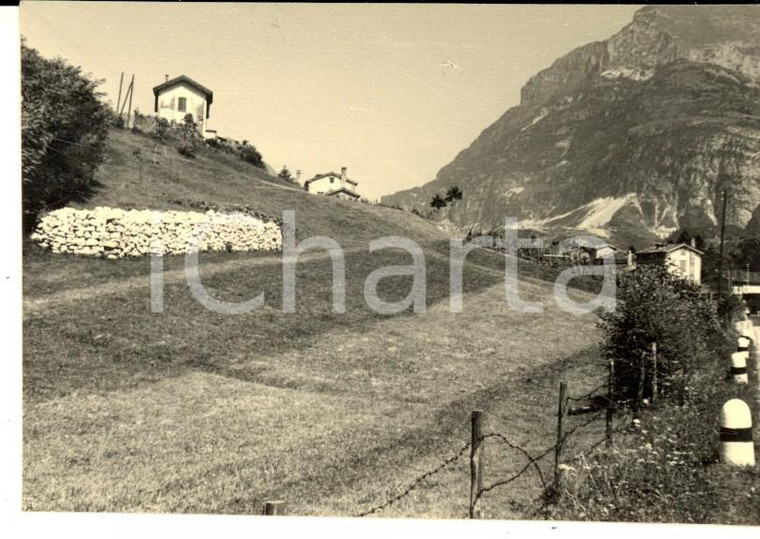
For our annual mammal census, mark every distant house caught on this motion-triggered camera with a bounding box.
[593,243,618,261]
[153,75,213,137]
[636,242,703,284]
[559,240,619,265]
[304,167,360,201]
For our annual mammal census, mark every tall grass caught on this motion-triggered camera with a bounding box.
[550,314,760,524]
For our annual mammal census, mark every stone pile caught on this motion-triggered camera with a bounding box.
[30,206,282,258]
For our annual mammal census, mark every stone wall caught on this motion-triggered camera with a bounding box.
[30,206,282,258]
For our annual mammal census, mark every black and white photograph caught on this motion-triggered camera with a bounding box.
[6,3,760,537]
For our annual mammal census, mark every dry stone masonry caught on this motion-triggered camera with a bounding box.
[31,206,282,258]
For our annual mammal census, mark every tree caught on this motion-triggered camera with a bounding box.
[445,185,463,203]
[734,237,760,272]
[278,165,293,182]
[21,39,111,232]
[177,113,202,158]
[666,228,704,250]
[598,264,725,404]
[430,194,447,210]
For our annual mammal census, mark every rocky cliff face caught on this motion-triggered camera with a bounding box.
[383,6,760,247]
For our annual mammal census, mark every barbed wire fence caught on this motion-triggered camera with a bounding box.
[346,366,643,520]
[258,354,658,518]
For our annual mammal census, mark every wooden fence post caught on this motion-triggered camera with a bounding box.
[634,351,646,427]
[606,359,615,448]
[651,342,657,403]
[554,382,568,490]
[263,500,286,515]
[469,410,484,519]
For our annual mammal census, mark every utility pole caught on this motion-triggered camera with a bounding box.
[118,75,134,121]
[116,72,124,115]
[126,75,135,128]
[718,189,728,297]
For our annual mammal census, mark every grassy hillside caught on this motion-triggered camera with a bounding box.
[23,125,611,518]
[23,243,605,516]
[76,128,447,247]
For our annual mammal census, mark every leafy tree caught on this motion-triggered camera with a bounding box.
[598,264,725,404]
[445,185,463,203]
[21,39,110,232]
[430,194,447,210]
[733,237,760,271]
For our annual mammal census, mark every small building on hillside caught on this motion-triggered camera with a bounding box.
[304,167,360,201]
[559,239,620,265]
[636,241,703,284]
[593,243,618,261]
[153,75,213,137]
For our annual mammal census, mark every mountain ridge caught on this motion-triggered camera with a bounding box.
[382,6,760,248]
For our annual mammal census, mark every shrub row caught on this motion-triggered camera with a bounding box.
[30,206,282,258]
[167,198,283,226]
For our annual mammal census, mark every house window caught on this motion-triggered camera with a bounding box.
[330,177,334,184]
[177,97,187,112]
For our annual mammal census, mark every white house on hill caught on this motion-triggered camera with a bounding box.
[153,75,213,137]
[304,167,360,201]
[636,242,703,284]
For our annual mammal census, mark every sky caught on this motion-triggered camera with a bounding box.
[20,2,641,202]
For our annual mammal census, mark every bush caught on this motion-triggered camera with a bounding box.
[21,39,111,233]
[239,144,264,168]
[551,346,759,524]
[598,264,726,404]
[177,142,197,158]
[155,117,171,142]
[175,114,202,158]
[717,293,745,328]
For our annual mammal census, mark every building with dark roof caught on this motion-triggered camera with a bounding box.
[636,241,703,284]
[152,75,214,137]
[304,167,360,201]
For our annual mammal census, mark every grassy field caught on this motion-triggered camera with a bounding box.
[23,127,612,518]
[23,239,611,517]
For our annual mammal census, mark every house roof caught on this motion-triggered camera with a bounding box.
[638,242,704,256]
[324,187,360,199]
[304,172,358,186]
[153,75,213,119]
[153,75,214,102]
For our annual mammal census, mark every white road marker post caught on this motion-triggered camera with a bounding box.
[720,399,755,468]
[730,352,749,385]
[737,336,751,363]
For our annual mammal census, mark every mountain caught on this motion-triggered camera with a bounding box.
[381,6,760,248]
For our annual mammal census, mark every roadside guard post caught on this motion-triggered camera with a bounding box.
[741,326,754,341]
[720,399,755,468]
[730,352,749,384]
[737,336,751,362]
